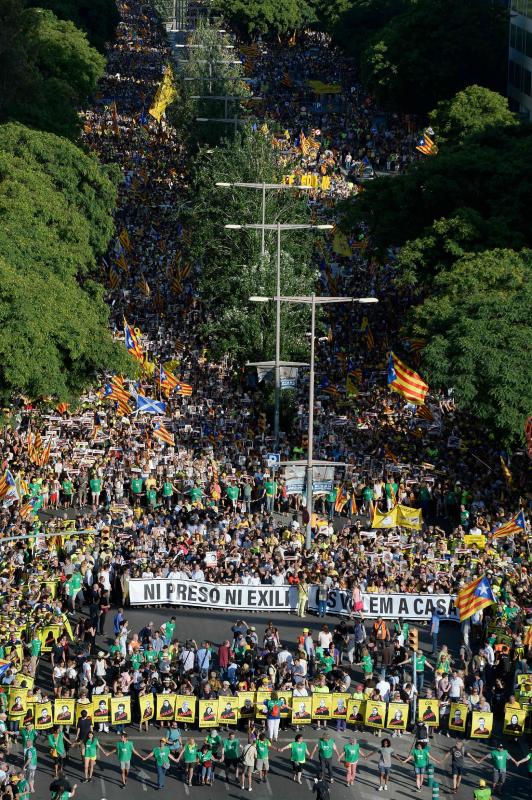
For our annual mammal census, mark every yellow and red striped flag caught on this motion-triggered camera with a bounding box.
[417,405,434,421]
[349,491,358,516]
[387,352,428,405]
[118,227,131,251]
[455,576,496,622]
[334,485,348,513]
[384,445,399,464]
[492,511,526,540]
[153,422,175,447]
[137,274,151,297]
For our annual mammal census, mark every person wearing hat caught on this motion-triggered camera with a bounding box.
[473,778,492,800]
[142,737,180,790]
[471,742,518,793]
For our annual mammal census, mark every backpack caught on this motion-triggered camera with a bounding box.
[270,702,280,719]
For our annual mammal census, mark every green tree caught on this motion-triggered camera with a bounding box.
[409,249,532,444]
[429,85,518,145]
[316,0,412,59]
[187,125,315,362]
[0,258,130,402]
[0,123,119,277]
[361,0,508,112]
[212,0,316,39]
[345,123,532,289]
[0,123,129,400]
[28,0,119,52]
[1,6,105,139]
[168,20,250,149]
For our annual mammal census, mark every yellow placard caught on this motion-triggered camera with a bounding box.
[237,692,255,719]
[198,698,219,728]
[364,701,386,729]
[139,694,155,722]
[418,698,439,727]
[331,694,350,719]
[218,698,238,724]
[93,695,111,723]
[75,701,93,723]
[449,703,468,732]
[503,706,526,736]
[35,701,53,730]
[255,691,272,720]
[347,699,365,726]
[175,695,196,723]
[397,505,423,529]
[157,694,176,721]
[312,693,333,720]
[54,698,75,725]
[470,711,493,738]
[464,533,486,550]
[291,698,312,724]
[39,625,61,653]
[8,688,28,718]
[13,674,34,690]
[386,703,409,730]
[111,697,131,725]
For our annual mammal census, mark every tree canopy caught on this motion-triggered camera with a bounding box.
[409,250,532,445]
[187,125,315,363]
[0,3,105,139]
[212,0,316,38]
[429,85,518,145]
[28,0,119,52]
[0,123,129,401]
[361,0,508,112]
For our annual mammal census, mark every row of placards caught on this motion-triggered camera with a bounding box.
[7,687,531,736]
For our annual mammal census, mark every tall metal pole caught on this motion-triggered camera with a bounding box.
[305,293,316,550]
[274,222,281,449]
[261,184,266,257]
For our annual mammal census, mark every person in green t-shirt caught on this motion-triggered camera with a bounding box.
[515,748,532,791]
[143,737,180,789]
[48,727,71,777]
[13,771,31,800]
[264,479,277,512]
[89,476,101,508]
[162,478,175,509]
[110,733,143,788]
[403,741,441,790]
[146,485,158,508]
[162,616,176,645]
[474,743,518,792]
[310,732,340,782]
[327,488,337,521]
[82,731,109,783]
[356,648,374,679]
[130,477,144,501]
[339,737,370,786]
[23,744,38,792]
[222,732,241,783]
[226,483,239,508]
[473,779,492,800]
[280,734,309,784]
[176,737,199,786]
[62,478,73,508]
[189,485,203,505]
[255,733,271,782]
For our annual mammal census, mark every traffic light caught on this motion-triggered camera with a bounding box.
[408,628,419,651]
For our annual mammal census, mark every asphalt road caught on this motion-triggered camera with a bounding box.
[26,605,531,799]
[18,722,532,800]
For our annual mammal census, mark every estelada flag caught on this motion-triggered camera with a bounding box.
[455,576,496,622]
[387,352,428,405]
[492,511,526,539]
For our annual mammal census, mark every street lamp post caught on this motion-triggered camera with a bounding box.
[225,222,333,448]
[217,182,313,257]
[259,294,379,549]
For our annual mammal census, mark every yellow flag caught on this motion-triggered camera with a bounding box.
[333,230,353,257]
[149,68,178,121]
[396,505,423,530]
[372,507,398,528]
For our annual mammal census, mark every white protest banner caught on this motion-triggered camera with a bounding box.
[130,579,298,611]
[307,588,457,621]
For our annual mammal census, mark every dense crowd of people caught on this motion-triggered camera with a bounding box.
[0,0,530,798]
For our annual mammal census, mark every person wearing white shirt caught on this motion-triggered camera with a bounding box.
[318,627,333,650]
[376,677,391,702]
